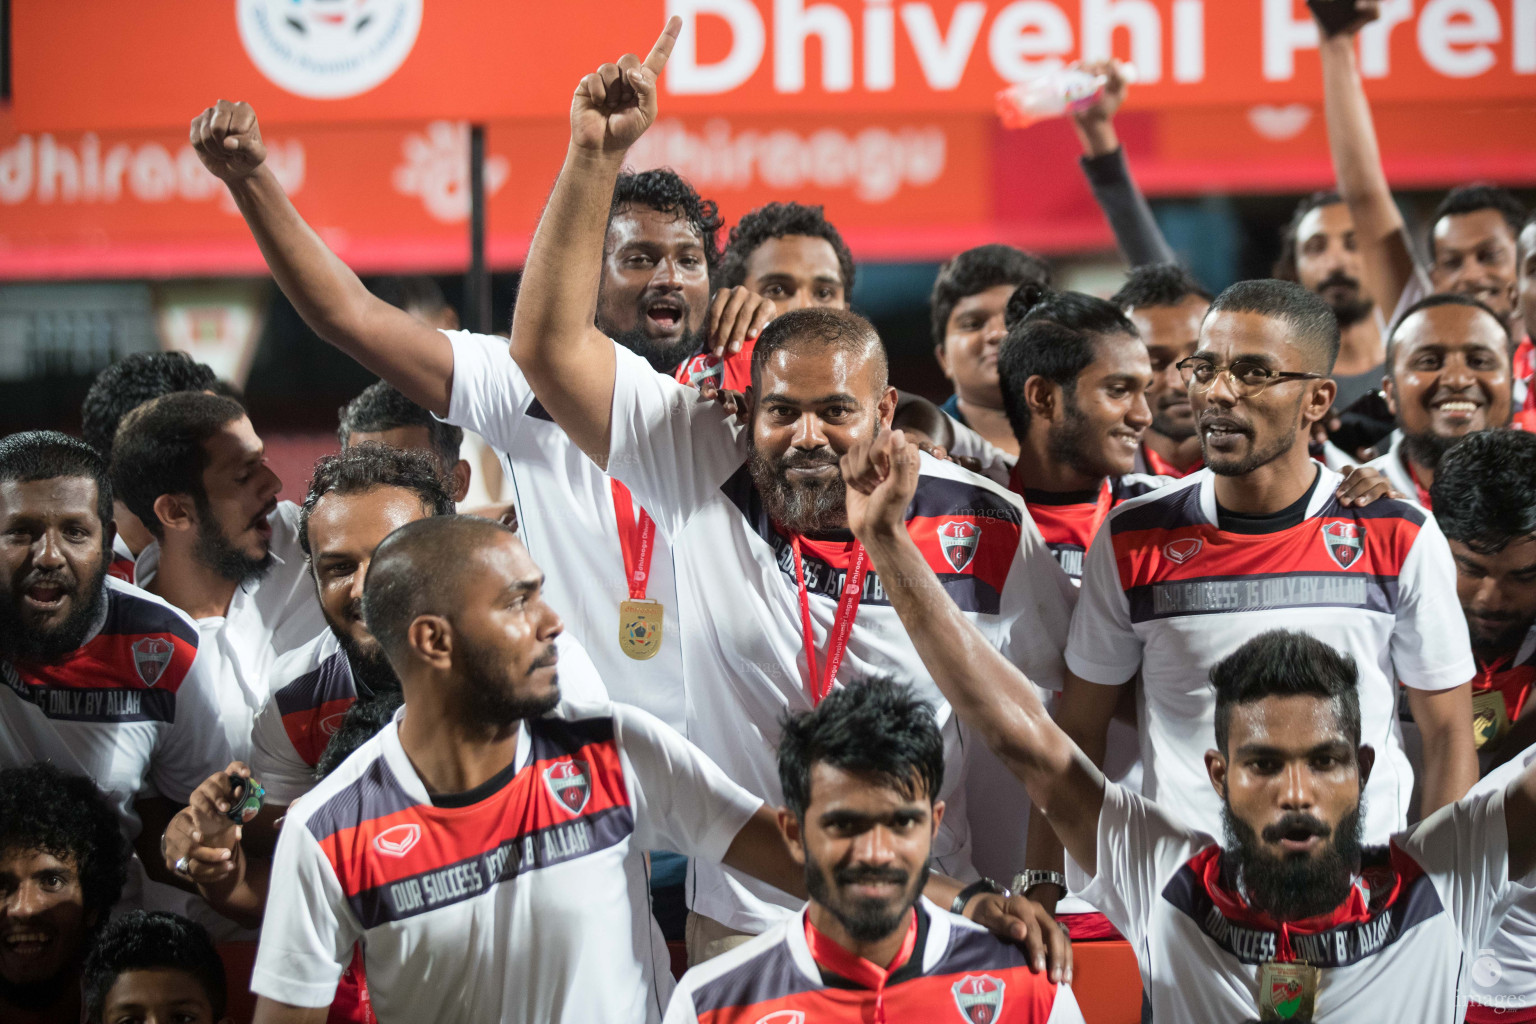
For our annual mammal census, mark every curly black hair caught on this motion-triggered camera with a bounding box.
[609,169,722,272]
[79,352,220,460]
[778,678,944,819]
[716,202,856,295]
[109,391,246,541]
[337,380,465,470]
[1432,430,1536,556]
[998,283,1138,438]
[1272,190,1344,283]
[0,763,128,923]
[1429,184,1528,262]
[82,911,226,1023]
[298,442,456,558]
[930,245,1051,349]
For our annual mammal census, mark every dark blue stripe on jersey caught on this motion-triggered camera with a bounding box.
[1110,482,1204,536]
[305,755,417,844]
[1314,494,1428,526]
[104,585,199,648]
[0,666,175,722]
[346,804,635,928]
[526,398,555,423]
[936,919,1036,973]
[1126,572,1399,622]
[689,936,821,1015]
[1161,847,1444,967]
[273,650,355,717]
[720,465,1004,614]
[528,714,616,763]
[1113,476,1165,502]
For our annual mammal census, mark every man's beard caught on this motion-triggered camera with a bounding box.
[748,443,848,535]
[455,639,561,729]
[1314,271,1375,329]
[1223,798,1363,921]
[1466,610,1534,659]
[0,560,108,662]
[1400,430,1463,477]
[603,286,707,374]
[193,503,274,586]
[1046,396,1117,480]
[327,602,402,698]
[804,850,929,943]
[1201,404,1301,478]
[1151,404,1197,443]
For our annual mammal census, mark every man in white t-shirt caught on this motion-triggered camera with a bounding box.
[840,430,1536,1021]
[496,21,1072,954]
[247,514,1055,1024]
[109,391,325,760]
[1043,280,1475,870]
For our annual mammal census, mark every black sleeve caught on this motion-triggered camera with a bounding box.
[1079,147,1177,268]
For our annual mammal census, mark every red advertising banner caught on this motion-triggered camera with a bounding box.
[11,1,1536,131]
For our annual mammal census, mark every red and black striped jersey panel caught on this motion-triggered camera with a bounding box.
[273,649,358,767]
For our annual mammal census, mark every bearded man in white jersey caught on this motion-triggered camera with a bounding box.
[840,430,1536,1021]
[496,19,1074,961]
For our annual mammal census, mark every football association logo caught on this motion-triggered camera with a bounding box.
[1321,521,1363,570]
[937,520,981,572]
[373,822,420,858]
[544,760,592,815]
[952,974,1005,1023]
[131,638,175,686]
[236,0,423,100]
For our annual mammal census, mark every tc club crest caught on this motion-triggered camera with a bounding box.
[131,638,174,686]
[373,822,420,858]
[1163,538,1203,564]
[952,974,1005,1023]
[938,520,981,572]
[1321,521,1364,569]
[544,760,591,815]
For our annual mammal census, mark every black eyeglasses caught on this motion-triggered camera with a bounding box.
[1175,357,1326,396]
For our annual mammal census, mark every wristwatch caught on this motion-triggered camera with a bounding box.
[1011,870,1068,898]
[951,876,1009,915]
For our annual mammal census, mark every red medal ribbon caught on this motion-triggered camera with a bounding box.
[789,534,868,706]
[610,480,656,601]
[1404,457,1434,511]
[804,908,918,1023]
[1476,652,1533,722]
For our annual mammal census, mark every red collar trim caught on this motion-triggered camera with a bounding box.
[804,908,918,991]
[1141,441,1201,478]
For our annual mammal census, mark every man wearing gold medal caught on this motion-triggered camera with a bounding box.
[840,425,1536,1023]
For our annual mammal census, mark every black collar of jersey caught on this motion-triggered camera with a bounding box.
[1022,485,1104,506]
[429,747,524,808]
[1215,466,1321,535]
[816,901,931,990]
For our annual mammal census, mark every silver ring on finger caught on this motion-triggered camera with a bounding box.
[174,856,191,876]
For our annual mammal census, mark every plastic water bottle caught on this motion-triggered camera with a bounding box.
[995,64,1138,130]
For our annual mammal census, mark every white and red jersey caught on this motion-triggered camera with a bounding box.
[607,342,1075,931]
[252,698,760,1024]
[1067,467,1474,843]
[109,532,137,583]
[1466,743,1536,1021]
[437,330,687,734]
[1133,441,1202,479]
[250,630,610,806]
[134,500,325,761]
[664,898,1084,1024]
[0,574,230,838]
[1010,472,1167,584]
[1080,781,1534,1022]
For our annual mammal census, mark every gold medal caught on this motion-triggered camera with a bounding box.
[619,599,663,660]
[1472,688,1511,750]
[1258,961,1319,1021]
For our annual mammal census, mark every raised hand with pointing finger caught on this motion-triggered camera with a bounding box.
[570,16,681,155]
[189,99,267,182]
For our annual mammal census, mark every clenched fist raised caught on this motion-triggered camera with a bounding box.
[189,100,267,182]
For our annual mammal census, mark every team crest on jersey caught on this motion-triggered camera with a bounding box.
[373,823,420,858]
[753,1013,805,1024]
[938,520,981,572]
[543,759,591,815]
[952,974,1005,1023]
[681,353,724,389]
[1163,538,1203,564]
[1321,521,1364,569]
[131,638,175,686]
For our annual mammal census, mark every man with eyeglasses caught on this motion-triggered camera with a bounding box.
[1031,280,1477,864]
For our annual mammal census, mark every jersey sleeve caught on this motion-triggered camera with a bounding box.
[659,985,699,1024]
[437,329,532,452]
[999,498,1077,692]
[607,343,748,539]
[1064,520,1142,686]
[1391,515,1476,690]
[1395,786,1535,953]
[248,693,318,807]
[1045,980,1089,1024]
[147,648,233,803]
[250,815,361,1008]
[1075,782,1208,950]
[612,704,762,863]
